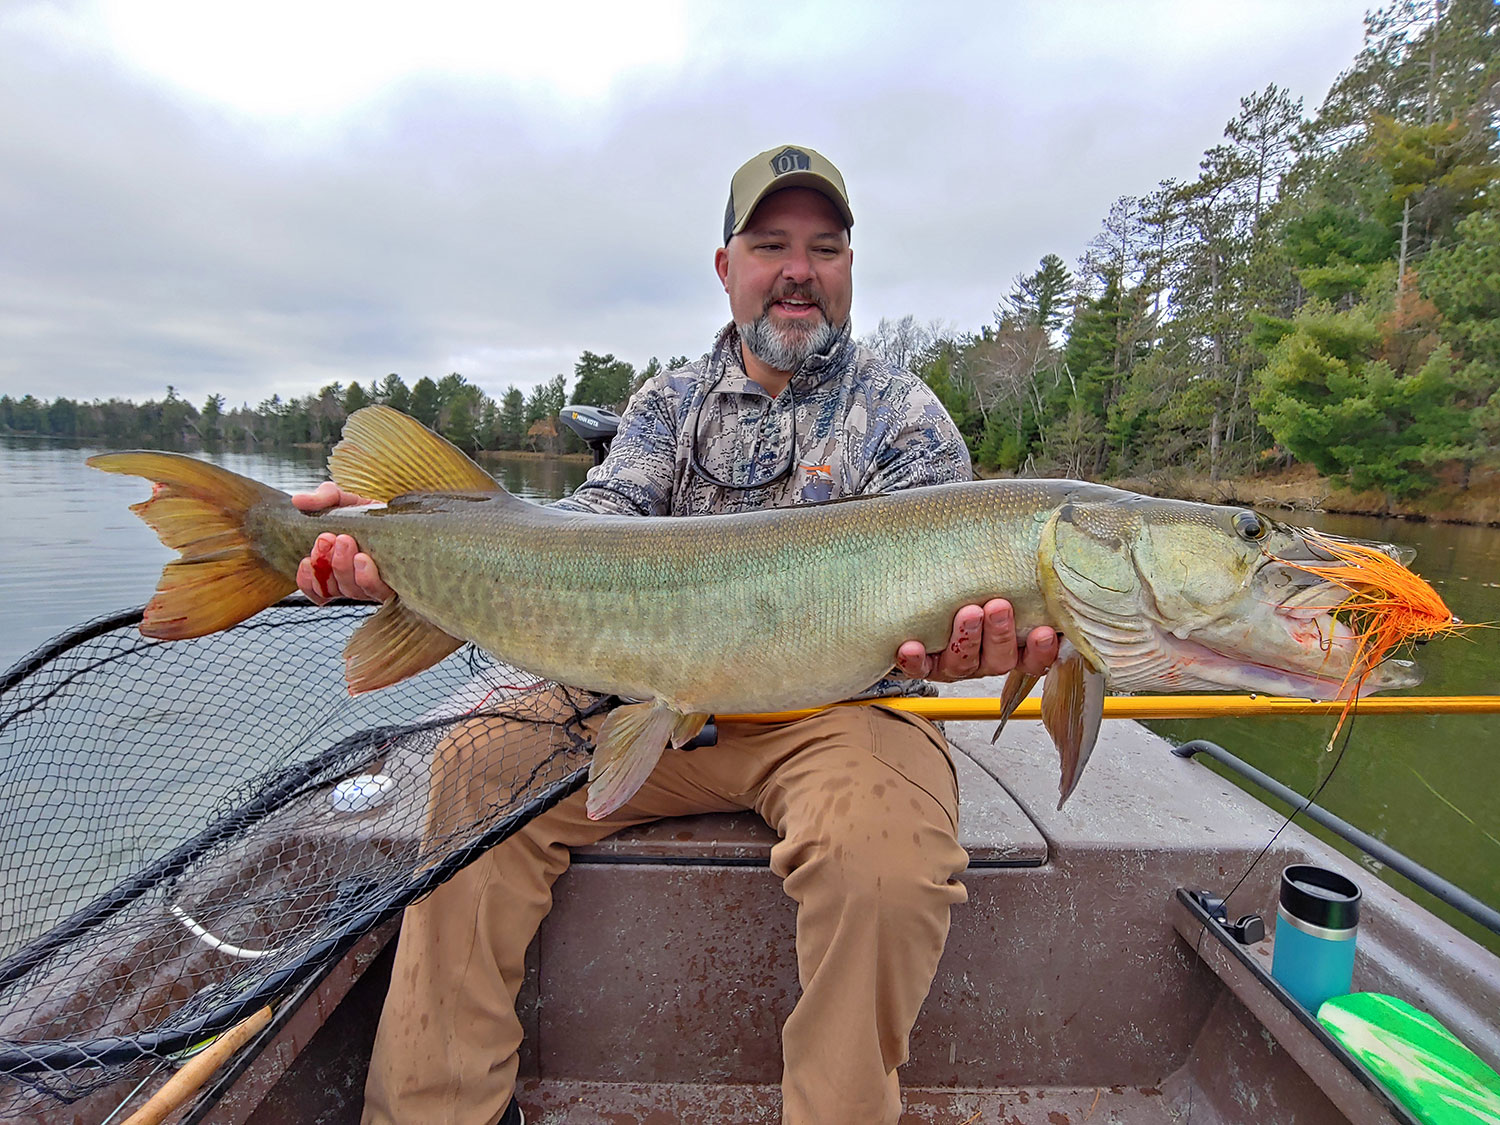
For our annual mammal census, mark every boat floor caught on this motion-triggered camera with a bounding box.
[514,1079,1200,1124]
[233,932,1223,1125]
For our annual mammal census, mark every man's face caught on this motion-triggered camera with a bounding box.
[714,187,853,375]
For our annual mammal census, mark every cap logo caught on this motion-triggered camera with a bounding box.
[770,147,811,176]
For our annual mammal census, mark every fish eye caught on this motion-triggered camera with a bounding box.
[1234,510,1268,541]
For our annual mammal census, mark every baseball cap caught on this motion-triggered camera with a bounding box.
[723,145,854,244]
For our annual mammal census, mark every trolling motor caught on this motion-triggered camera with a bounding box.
[558,405,621,466]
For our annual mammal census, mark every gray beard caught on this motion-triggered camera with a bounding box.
[738,312,841,375]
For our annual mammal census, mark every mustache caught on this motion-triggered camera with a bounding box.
[763,284,827,316]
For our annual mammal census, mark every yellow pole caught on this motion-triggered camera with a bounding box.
[717,695,1500,724]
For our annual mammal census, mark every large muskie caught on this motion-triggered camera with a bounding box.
[90,406,1457,817]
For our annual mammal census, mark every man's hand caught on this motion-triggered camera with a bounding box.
[895,599,1057,683]
[292,483,394,604]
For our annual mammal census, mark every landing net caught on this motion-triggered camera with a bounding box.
[0,600,608,1120]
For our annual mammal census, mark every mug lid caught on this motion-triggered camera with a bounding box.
[1281,864,1361,930]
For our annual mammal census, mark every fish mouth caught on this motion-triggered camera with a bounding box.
[1188,565,1432,698]
[1173,623,1423,700]
[1249,527,1457,697]
[1301,529,1417,568]
[1131,569,1428,700]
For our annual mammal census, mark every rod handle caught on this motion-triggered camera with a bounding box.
[120,1005,273,1125]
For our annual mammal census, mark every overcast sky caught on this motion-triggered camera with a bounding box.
[1,1,1372,409]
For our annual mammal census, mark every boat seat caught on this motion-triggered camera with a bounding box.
[571,745,1048,867]
[519,698,1301,1094]
[520,745,1056,1090]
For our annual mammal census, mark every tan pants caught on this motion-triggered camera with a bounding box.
[362,702,969,1125]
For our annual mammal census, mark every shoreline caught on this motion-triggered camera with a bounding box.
[1102,466,1500,528]
[0,431,595,465]
[8,428,1496,525]
[475,449,592,464]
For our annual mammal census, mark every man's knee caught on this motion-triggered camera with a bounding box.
[785,786,967,924]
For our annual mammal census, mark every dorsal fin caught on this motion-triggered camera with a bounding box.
[329,405,499,502]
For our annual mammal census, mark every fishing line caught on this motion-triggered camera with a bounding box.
[98,1067,160,1125]
[1218,694,1361,913]
[1182,693,1362,1122]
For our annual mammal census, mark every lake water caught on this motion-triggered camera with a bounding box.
[0,437,589,665]
[2,436,1497,952]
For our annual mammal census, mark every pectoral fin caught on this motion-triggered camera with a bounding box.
[991,669,1041,744]
[587,701,707,820]
[344,598,464,694]
[1040,639,1107,810]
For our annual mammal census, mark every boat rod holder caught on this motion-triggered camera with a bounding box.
[1184,889,1266,945]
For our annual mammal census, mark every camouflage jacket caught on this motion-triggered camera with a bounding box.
[554,322,971,700]
[555,322,971,517]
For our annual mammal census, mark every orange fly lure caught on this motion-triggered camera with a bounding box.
[1280,530,1465,746]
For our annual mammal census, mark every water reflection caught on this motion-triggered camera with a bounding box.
[0,436,587,670]
[480,454,591,499]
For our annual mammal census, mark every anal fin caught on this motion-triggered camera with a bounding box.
[669,710,710,749]
[343,598,464,694]
[587,700,707,820]
[1040,639,1107,810]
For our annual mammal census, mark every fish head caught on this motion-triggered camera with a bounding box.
[1042,497,1453,700]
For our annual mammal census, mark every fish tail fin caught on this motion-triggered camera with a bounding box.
[329,405,499,501]
[87,451,297,640]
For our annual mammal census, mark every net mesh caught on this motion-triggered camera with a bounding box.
[0,600,607,1120]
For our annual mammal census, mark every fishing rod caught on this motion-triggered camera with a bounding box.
[720,694,1500,723]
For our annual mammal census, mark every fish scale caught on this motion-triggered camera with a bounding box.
[284,484,1046,715]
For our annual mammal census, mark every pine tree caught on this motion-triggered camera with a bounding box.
[409,377,440,428]
[199,394,224,442]
[1225,84,1304,233]
[377,374,410,414]
[1253,304,1474,500]
[570,351,635,407]
[1000,254,1073,338]
[496,387,527,450]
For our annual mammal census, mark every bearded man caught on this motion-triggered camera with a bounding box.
[298,145,1056,1125]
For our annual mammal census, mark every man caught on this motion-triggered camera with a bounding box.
[297,145,1057,1125]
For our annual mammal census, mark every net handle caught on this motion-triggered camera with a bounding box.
[117,1006,271,1125]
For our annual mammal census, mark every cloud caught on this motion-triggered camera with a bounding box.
[0,1,1368,406]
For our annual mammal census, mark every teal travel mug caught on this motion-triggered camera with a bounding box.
[1271,864,1361,1014]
